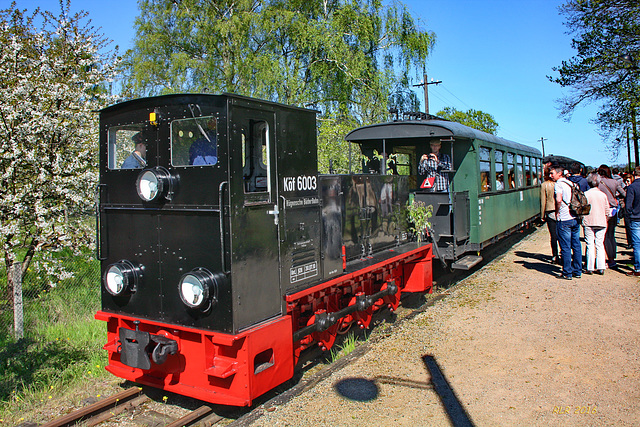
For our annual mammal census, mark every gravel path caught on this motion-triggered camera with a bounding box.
[253,227,640,426]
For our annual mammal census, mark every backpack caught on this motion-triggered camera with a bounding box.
[563,180,591,218]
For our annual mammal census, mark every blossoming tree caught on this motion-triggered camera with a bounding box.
[0,2,118,310]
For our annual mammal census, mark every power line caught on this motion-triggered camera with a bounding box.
[422,82,545,148]
[439,85,473,110]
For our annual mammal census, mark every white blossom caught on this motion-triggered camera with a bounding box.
[0,3,119,286]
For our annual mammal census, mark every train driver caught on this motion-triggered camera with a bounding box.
[189,134,217,165]
[419,141,451,192]
[121,132,147,169]
[189,118,218,165]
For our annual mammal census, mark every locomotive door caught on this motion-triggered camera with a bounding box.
[230,106,283,329]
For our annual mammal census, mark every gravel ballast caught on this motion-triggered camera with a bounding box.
[253,227,640,426]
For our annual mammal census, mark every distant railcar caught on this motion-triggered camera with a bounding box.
[543,155,585,172]
[95,94,540,406]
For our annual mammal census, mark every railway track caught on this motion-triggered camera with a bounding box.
[27,387,222,427]
[27,226,537,427]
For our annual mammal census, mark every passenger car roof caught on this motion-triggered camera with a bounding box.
[345,119,541,155]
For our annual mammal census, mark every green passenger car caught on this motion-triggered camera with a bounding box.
[346,117,542,269]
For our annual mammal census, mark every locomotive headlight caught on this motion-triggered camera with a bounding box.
[178,268,222,310]
[137,170,160,201]
[136,167,175,202]
[104,260,143,296]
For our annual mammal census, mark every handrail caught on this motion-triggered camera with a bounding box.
[95,184,107,261]
[219,181,230,274]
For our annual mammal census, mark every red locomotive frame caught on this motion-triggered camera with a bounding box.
[95,244,432,406]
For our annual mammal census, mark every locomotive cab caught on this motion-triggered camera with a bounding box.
[96,94,329,405]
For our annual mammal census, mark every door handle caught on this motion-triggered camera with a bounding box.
[267,204,279,226]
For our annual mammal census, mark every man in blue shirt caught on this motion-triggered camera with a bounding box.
[121,133,147,169]
[551,164,582,280]
[625,166,640,276]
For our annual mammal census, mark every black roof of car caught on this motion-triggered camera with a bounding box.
[346,119,541,155]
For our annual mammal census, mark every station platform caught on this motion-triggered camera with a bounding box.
[252,225,640,426]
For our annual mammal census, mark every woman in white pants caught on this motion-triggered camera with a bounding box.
[584,173,611,274]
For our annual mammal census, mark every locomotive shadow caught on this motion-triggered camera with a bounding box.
[121,381,256,422]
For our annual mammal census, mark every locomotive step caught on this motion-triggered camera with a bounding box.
[451,255,483,270]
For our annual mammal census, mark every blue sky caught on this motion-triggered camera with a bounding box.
[13,0,620,168]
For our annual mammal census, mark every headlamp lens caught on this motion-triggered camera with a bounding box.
[180,274,207,308]
[103,260,142,296]
[105,265,126,295]
[138,170,159,201]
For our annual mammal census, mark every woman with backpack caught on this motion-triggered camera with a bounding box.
[598,164,626,268]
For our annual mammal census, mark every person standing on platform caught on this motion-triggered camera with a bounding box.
[550,164,582,280]
[567,162,589,192]
[583,173,610,275]
[541,168,559,264]
[625,166,640,277]
[598,164,626,268]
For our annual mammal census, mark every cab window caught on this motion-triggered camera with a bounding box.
[171,116,218,167]
[107,124,149,170]
[243,120,270,197]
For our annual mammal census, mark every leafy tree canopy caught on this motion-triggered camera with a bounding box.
[550,0,640,114]
[124,0,434,116]
[121,0,435,170]
[436,107,499,135]
[0,1,119,294]
[549,0,640,161]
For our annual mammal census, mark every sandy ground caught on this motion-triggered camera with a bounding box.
[253,226,640,426]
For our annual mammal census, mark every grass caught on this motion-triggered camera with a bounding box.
[0,249,109,424]
[329,331,366,363]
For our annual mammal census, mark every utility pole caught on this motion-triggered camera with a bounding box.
[633,108,639,167]
[627,128,632,172]
[538,137,547,158]
[413,73,442,115]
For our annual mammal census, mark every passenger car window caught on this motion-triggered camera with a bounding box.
[525,157,532,186]
[495,150,504,191]
[171,116,218,167]
[516,155,524,188]
[507,153,515,189]
[479,147,491,192]
[537,158,542,183]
